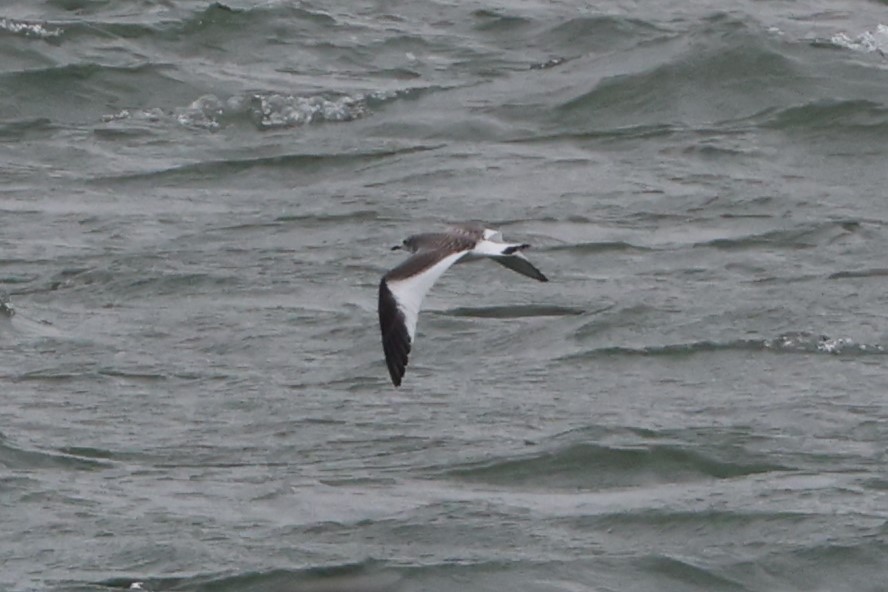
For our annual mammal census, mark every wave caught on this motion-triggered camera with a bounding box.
[0,431,110,471]
[638,554,747,590]
[758,99,888,134]
[98,85,432,131]
[563,332,886,360]
[274,210,381,225]
[545,240,650,254]
[539,15,888,140]
[1,62,190,125]
[37,266,241,298]
[691,220,858,250]
[100,93,363,131]
[443,304,586,319]
[13,366,177,385]
[1,62,174,92]
[96,561,401,592]
[31,2,338,42]
[470,9,533,34]
[0,117,54,141]
[829,268,888,280]
[444,438,786,490]
[551,16,802,128]
[0,291,13,318]
[100,89,421,132]
[825,24,888,56]
[0,17,62,39]
[91,143,436,186]
[3,2,436,131]
[472,11,667,54]
[91,537,888,591]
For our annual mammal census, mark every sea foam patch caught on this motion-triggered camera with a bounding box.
[830,24,888,55]
[101,90,406,131]
[0,17,62,38]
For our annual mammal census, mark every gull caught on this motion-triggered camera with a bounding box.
[378,223,548,387]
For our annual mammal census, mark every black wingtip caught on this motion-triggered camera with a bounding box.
[378,278,411,387]
[502,243,531,255]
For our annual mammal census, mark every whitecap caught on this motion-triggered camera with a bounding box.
[175,94,226,130]
[0,291,13,319]
[247,92,369,129]
[763,332,885,354]
[0,17,63,38]
[101,90,381,131]
[829,24,888,55]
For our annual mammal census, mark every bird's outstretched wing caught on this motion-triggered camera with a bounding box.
[468,239,549,283]
[378,250,466,386]
[491,252,549,282]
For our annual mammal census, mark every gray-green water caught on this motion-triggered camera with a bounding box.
[2,2,888,591]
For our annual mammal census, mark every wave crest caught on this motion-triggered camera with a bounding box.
[828,24,888,55]
[102,88,416,131]
[565,332,885,360]
[0,17,62,39]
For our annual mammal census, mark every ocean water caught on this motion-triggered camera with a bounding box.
[2,1,888,590]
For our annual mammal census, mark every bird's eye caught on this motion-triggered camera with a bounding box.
[403,239,408,245]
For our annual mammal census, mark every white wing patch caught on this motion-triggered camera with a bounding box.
[469,238,522,257]
[482,228,503,241]
[386,251,466,341]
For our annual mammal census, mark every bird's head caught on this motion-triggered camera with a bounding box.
[391,236,419,253]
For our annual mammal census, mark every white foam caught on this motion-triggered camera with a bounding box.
[101,91,378,131]
[763,332,884,355]
[0,292,13,318]
[0,17,63,38]
[829,24,888,54]
[816,337,883,354]
[176,95,226,130]
[250,92,368,128]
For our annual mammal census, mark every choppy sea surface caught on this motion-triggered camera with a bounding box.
[2,1,888,591]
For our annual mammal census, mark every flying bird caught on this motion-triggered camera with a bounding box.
[378,224,548,387]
